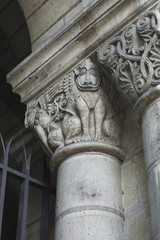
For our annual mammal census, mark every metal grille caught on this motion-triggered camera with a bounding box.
[0,135,56,240]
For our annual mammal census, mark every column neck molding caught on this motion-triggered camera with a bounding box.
[50,141,125,171]
[98,2,160,124]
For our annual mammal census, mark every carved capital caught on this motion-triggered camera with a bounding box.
[97,3,160,123]
[25,58,122,159]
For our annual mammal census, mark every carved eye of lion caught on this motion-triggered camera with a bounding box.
[89,68,97,76]
[80,68,87,75]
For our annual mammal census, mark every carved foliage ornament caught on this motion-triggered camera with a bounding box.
[97,4,160,106]
[25,59,121,155]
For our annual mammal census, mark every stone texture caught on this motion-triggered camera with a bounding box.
[18,0,47,19]
[6,0,160,239]
[97,3,160,107]
[23,57,125,240]
[142,99,160,239]
[24,58,122,158]
[55,153,123,240]
[7,0,156,102]
[97,3,160,239]
[121,111,151,240]
[56,212,122,240]
[122,152,151,240]
[27,0,80,44]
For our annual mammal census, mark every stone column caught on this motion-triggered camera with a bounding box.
[52,143,124,240]
[24,58,125,239]
[134,88,160,240]
[98,5,160,239]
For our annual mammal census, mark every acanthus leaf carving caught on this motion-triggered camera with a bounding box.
[97,3,160,107]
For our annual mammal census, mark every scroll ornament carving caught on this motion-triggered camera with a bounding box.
[97,4,160,106]
[25,59,121,155]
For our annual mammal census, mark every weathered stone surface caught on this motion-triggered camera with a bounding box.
[18,0,46,19]
[7,0,156,103]
[27,0,81,44]
[121,110,151,239]
[122,152,151,240]
[98,3,160,239]
[97,3,160,108]
[22,57,125,239]
[7,1,159,239]
[55,153,123,240]
[142,99,160,239]
[25,58,122,159]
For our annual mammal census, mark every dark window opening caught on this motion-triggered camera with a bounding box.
[0,136,56,240]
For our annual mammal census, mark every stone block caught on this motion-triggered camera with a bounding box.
[18,0,47,19]
[27,0,80,44]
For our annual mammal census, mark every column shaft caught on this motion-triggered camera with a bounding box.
[55,153,123,240]
[142,99,160,240]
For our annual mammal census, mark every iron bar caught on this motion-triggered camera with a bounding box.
[40,158,50,240]
[0,136,12,237]
[16,147,31,240]
[0,136,56,240]
[0,164,56,192]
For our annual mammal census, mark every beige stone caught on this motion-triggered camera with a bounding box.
[18,0,46,19]
[7,0,157,103]
[27,0,78,43]
[97,3,160,238]
[6,0,160,239]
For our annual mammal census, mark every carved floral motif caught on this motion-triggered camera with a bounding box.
[97,4,160,106]
[25,59,121,155]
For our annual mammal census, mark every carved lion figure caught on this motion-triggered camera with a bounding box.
[25,58,121,155]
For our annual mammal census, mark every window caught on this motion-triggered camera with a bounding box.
[0,135,56,240]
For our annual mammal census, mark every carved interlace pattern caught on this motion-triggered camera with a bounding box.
[97,4,160,106]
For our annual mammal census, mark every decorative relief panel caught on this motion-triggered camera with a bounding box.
[97,4,160,106]
[25,58,121,155]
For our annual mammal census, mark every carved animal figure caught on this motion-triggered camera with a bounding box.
[71,58,107,141]
[25,58,122,155]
